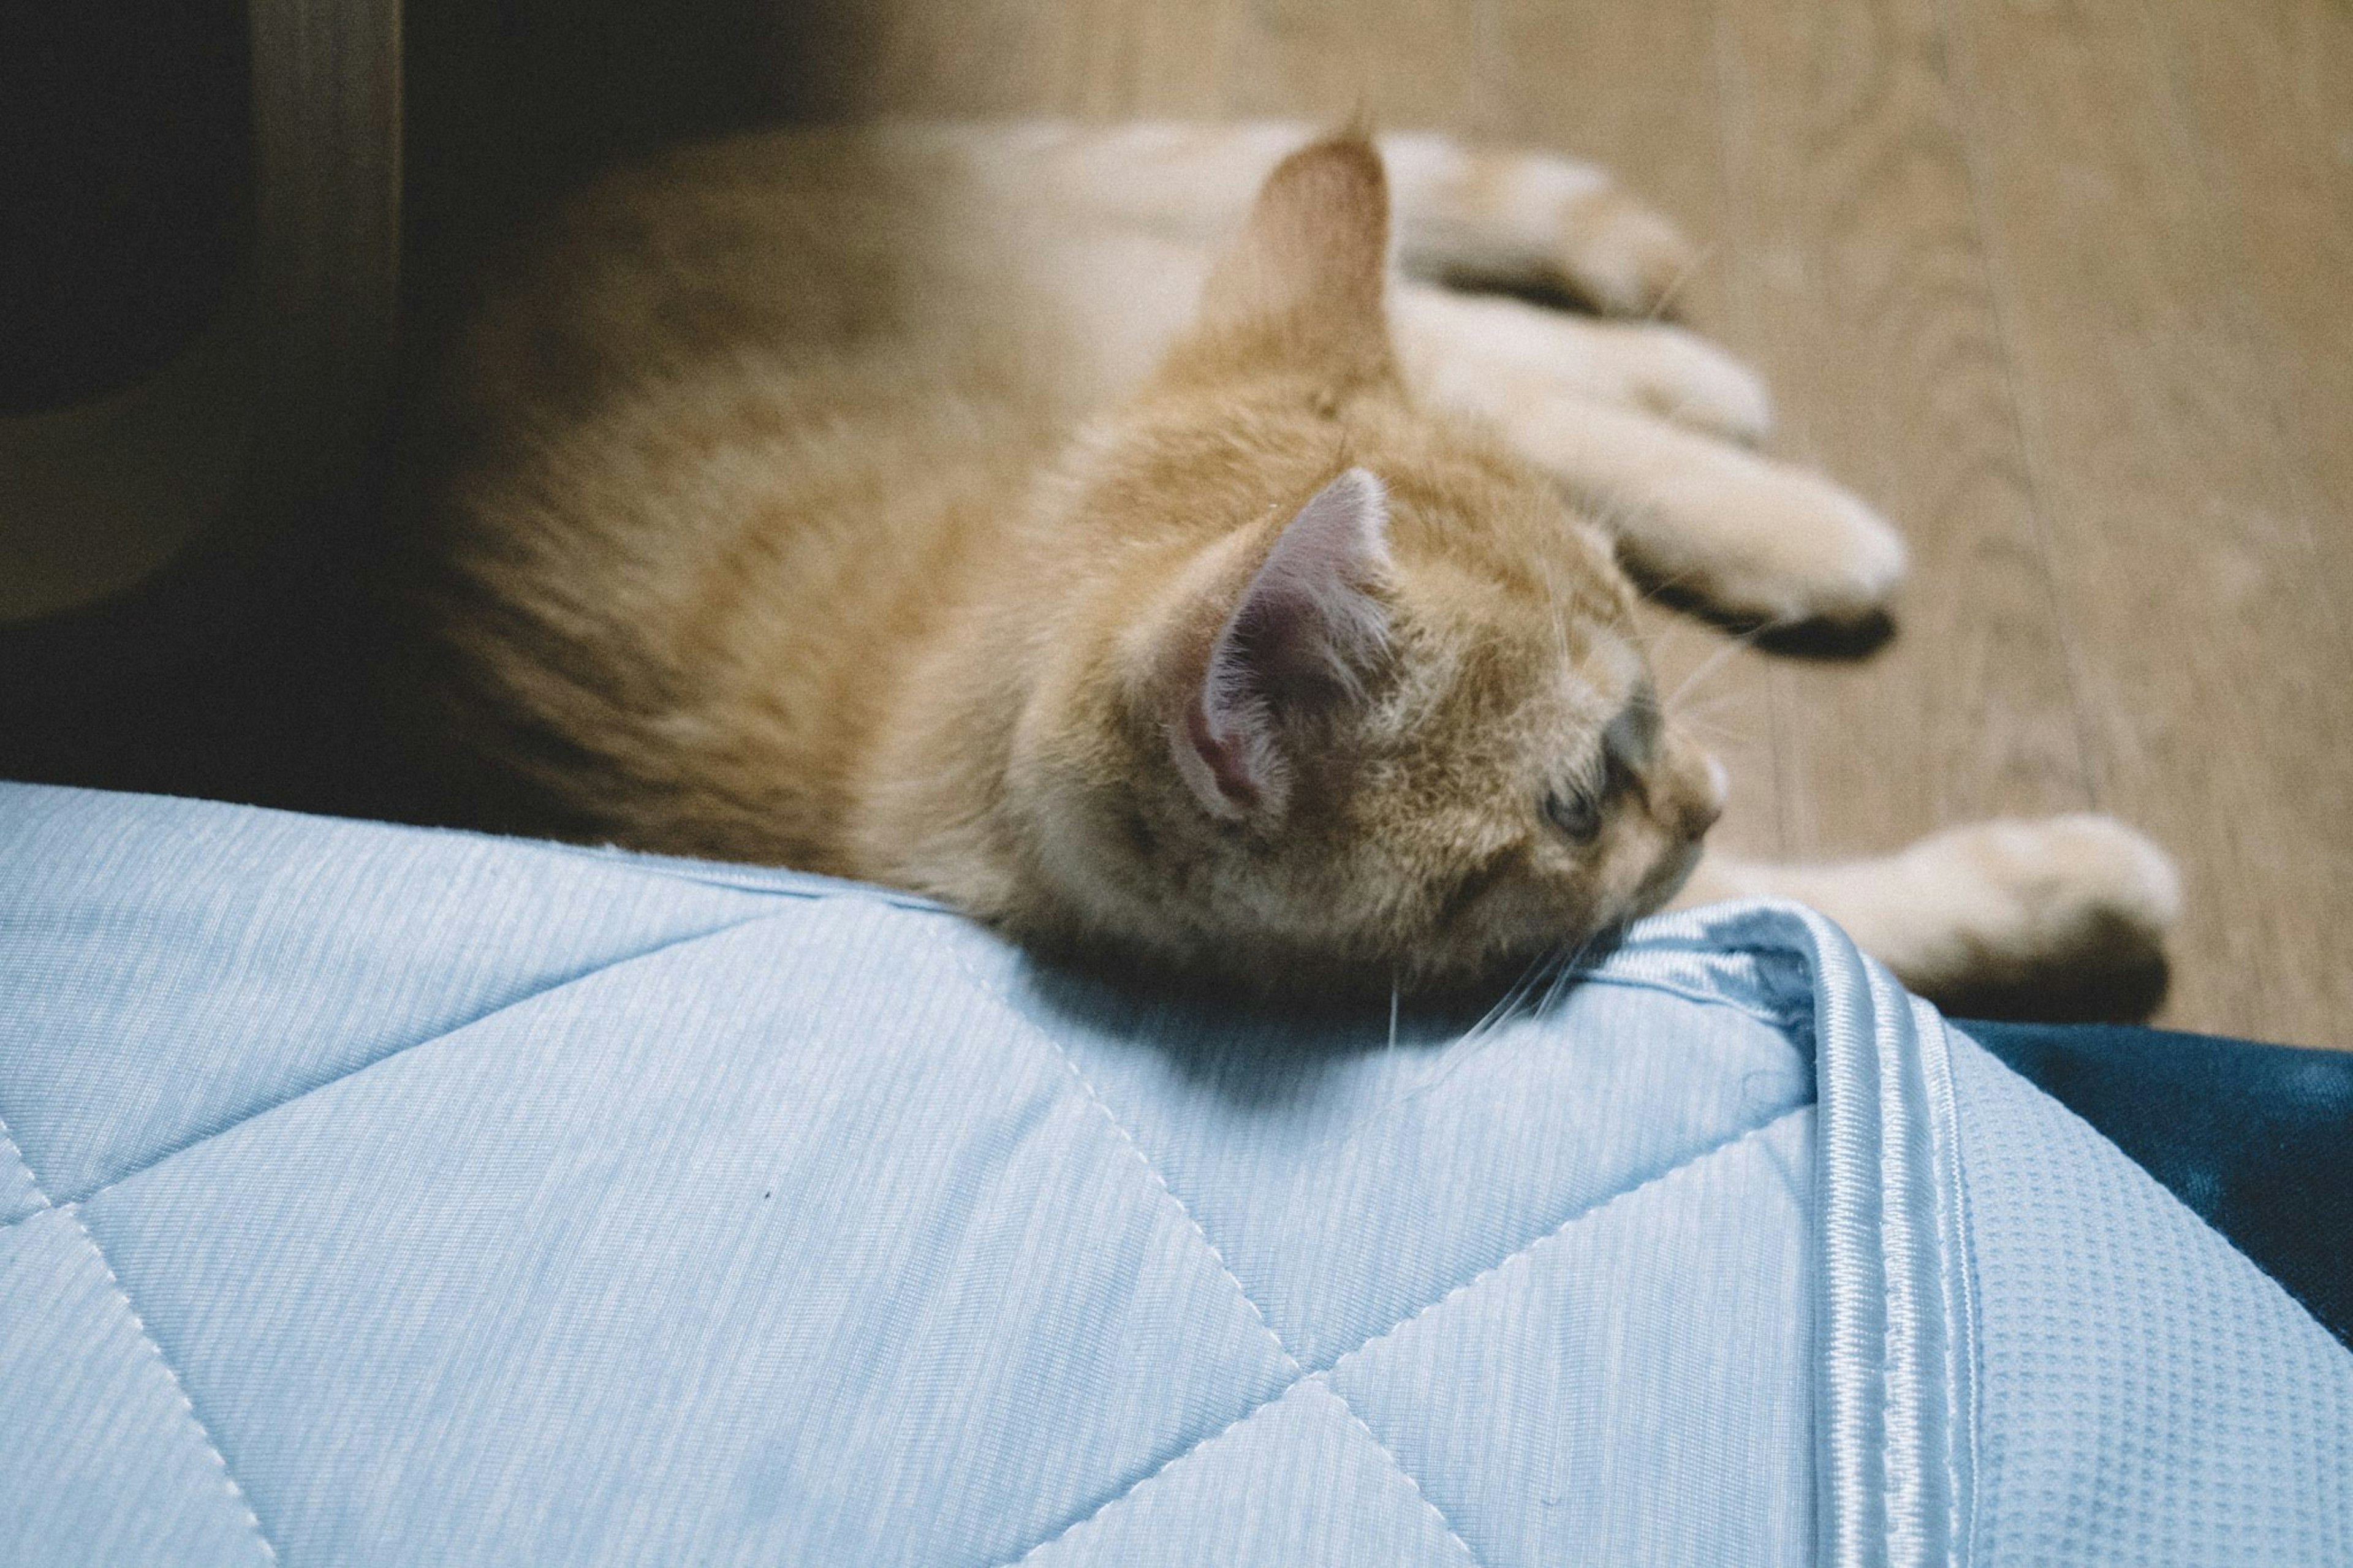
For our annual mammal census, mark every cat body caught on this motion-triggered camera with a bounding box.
[413,121,2178,1004]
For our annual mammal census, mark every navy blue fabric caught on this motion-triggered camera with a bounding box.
[1961,1020,2353,1350]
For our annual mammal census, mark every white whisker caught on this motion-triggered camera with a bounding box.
[1668,624,1769,709]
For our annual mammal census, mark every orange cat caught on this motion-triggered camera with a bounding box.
[407,123,2178,1006]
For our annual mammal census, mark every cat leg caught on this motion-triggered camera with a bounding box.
[1398,287,1775,444]
[980,123,1898,626]
[1673,816,2182,1009]
[1377,131,1700,317]
[960,123,1697,317]
[1395,284,1907,629]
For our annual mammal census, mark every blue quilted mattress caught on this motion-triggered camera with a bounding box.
[2,781,2346,1566]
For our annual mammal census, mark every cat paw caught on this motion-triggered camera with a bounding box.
[1705,471,1908,629]
[1550,182,1701,318]
[1960,814,2180,936]
[1896,814,2181,1002]
[1398,292,1773,444]
[1621,326,1774,443]
[1387,138,1700,319]
[1626,458,1909,632]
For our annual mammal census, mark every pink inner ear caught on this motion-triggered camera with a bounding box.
[1176,468,1392,817]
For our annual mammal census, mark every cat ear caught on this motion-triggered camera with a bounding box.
[1189,135,1395,384]
[1173,468,1393,819]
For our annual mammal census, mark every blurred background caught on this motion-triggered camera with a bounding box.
[1,0,2346,1046]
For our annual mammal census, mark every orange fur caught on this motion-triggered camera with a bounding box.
[407,121,2177,1005]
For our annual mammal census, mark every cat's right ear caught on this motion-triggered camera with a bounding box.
[1186,134,1395,386]
[1170,468,1392,821]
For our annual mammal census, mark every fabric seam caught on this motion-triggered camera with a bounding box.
[1938,1023,1988,1567]
[1321,1388,1490,1568]
[0,913,789,1222]
[974,1087,1805,1563]
[10,1173,279,1566]
[0,1105,50,1218]
[1552,967,1806,1030]
[995,1381,1325,1566]
[1029,1017,1305,1376]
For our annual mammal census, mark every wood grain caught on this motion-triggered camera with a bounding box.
[744,0,2352,1043]
[1713,0,2094,874]
[1482,0,1791,866]
[2148,0,2353,626]
[1942,0,2353,1043]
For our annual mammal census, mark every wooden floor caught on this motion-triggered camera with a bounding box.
[7,0,2339,1044]
[756,0,2353,1045]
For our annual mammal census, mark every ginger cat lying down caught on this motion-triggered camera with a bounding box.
[409,123,2180,1008]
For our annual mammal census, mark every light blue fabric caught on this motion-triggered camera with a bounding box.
[1,782,2345,1566]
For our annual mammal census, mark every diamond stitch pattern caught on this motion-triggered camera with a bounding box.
[3,782,2346,1567]
[1,1206,276,1566]
[1014,1380,1481,1568]
[1010,960,1811,1369]
[1327,1110,1816,1568]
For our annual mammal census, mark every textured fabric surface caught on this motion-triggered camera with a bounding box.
[2,782,2347,1567]
[1961,1018,2353,1347]
[1949,1035,2352,1567]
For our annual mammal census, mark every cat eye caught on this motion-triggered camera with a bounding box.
[1544,787,1604,843]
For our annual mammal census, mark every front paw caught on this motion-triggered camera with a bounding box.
[1625,456,1910,633]
[1551,183,1701,318]
[1897,814,2181,1007]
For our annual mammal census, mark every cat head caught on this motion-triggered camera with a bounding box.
[1004,135,1723,993]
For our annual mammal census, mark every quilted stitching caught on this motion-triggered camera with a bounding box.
[1325,1395,1487,1568]
[998,1384,1306,1566]
[1323,1106,1817,1568]
[1001,1380,1483,1568]
[1023,1021,1489,1567]
[1032,1022,1305,1380]
[0,1109,44,1219]
[1015,946,1813,1373]
[53,908,1306,1567]
[982,1066,1800,1566]
[0,913,790,1225]
[8,812,1808,1566]
[955,925,1813,1564]
[3,1127,279,1566]
[13,784,2350,1567]
[0,1106,44,1222]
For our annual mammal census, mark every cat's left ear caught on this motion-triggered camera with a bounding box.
[1172,468,1393,820]
[1184,134,1396,387]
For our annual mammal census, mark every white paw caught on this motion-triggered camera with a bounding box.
[1997,813,2182,943]
[1554,184,1700,317]
[1628,327,1774,443]
[1802,485,1910,624]
[1907,814,2181,982]
[1671,467,1909,629]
